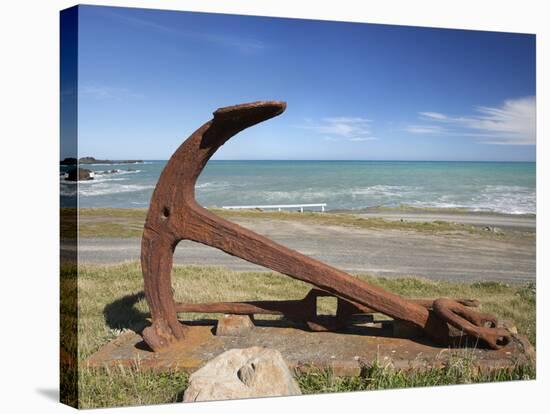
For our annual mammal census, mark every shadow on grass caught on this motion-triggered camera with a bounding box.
[103,291,149,333]
[103,293,501,352]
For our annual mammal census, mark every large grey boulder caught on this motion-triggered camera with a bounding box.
[183,347,301,402]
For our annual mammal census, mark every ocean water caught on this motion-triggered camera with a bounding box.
[61,161,536,215]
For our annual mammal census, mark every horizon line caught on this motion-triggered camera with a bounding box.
[62,158,536,163]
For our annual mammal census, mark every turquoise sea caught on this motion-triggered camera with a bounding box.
[61,160,536,214]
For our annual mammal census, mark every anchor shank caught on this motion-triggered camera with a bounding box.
[184,204,435,333]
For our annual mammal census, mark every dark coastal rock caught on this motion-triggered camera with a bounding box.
[66,168,94,181]
[79,156,143,164]
[60,157,77,165]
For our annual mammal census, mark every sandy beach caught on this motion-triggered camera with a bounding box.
[74,209,535,283]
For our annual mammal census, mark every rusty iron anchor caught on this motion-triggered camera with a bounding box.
[141,101,512,352]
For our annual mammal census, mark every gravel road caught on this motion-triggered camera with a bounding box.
[74,213,535,283]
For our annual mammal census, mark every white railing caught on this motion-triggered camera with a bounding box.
[221,203,326,213]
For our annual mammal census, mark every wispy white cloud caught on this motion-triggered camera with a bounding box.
[407,96,535,145]
[349,137,376,142]
[419,112,448,120]
[405,124,448,134]
[302,117,377,142]
[108,11,266,54]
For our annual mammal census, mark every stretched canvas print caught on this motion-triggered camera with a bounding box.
[60,4,536,409]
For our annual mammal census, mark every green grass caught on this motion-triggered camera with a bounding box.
[74,207,513,239]
[64,262,536,408]
[363,204,473,214]
[363,204,536,217]
[298,360,535,393]
[79,366,188,408]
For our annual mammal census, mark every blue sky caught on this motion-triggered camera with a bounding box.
[72,5,536,161]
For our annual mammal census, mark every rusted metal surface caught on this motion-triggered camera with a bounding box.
[141,101,513,352]
[85,325,535,375]
[174,289,480,332]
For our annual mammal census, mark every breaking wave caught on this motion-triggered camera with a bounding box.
[68,160,535,214]
[78,183,154,197]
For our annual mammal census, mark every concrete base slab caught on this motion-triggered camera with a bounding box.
[85,321,534,377]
